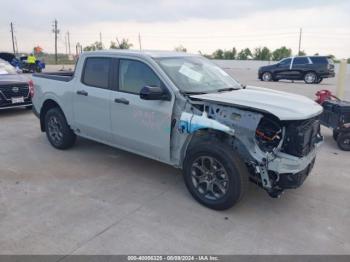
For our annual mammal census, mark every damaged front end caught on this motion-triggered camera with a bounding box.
[179,101,323,198]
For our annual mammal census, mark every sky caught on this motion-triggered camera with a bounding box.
[0,0,349,58]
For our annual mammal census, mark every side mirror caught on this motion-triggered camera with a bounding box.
[140,86,169,101]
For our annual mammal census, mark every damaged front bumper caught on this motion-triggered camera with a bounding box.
[253,138,322,196]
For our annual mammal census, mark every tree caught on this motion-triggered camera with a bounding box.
[272,46,292,61]
[299,50,306,56]
[237,48,252,60]
[110,38,133,49]
[223,47,237,60]
[174,45,187,52]
[212,49,224,59]
[253,47,271,61]
[83,41,103,51]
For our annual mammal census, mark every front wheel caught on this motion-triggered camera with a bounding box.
[315,77,323,84]
[304,72,317,84]
[44,107,76,149]
[337,133,350,151]
[261,72,273,82]
[183,137,249,210]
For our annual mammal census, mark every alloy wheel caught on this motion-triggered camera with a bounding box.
[190,156,229,201]
[47,116,63,145]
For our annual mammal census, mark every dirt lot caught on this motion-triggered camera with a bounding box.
[0,63,349,255]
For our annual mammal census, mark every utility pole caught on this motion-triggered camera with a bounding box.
[298,28,302,56]
[138,32,142,51]
[52,19,60,64]
[10,22,16,54]
[67,31,71,55]
[14,36,18,54]
[65,35,68,55]
[99,32,102,47]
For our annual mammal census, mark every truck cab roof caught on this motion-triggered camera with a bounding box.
[80,49,196,59]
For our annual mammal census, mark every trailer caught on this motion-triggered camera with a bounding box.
[315,90,350,151]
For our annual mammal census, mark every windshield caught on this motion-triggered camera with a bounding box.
[155,56,241,93]
[0,59,17,74]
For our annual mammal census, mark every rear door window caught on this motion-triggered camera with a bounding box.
[82,57,111,89]
[293,57,309,65]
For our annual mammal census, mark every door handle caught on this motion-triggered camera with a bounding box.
[114,98,129,105]
[77,90,88,96]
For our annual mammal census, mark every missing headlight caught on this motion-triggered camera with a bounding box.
[256,116,282,152]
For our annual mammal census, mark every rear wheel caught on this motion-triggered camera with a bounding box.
[44,107,76,149]
[304,72,317,84]
[337,133,350,151]
[183,137,249,210]
[262,72,273,82]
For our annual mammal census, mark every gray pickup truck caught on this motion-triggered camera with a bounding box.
[32,50,323,210]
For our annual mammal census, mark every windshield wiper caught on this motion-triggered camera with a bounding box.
[216,87,238,92]
[181,91,208,95]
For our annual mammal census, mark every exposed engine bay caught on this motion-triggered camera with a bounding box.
[178,99,323,198]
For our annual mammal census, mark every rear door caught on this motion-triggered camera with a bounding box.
[110,58,174,162]
[73,57,114,142]
[292,57,311,79]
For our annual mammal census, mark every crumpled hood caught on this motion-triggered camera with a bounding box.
[191,86,323,120]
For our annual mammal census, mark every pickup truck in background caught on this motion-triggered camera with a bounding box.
[258,56,335,84]
[32,50,323,210]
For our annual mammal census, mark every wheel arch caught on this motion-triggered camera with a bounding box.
[39,99,64,132]
[180,128,234,169]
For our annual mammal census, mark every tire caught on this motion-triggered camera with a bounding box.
[261,72,273,82]
[304,72,317,84]
[183,136,249,210]
[44,107,76,149]
[25,105,33,110]
[315,77,323,84]
[336,133,350,151]
[333,130,340,141]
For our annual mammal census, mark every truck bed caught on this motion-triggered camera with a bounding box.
[33,71,74,82]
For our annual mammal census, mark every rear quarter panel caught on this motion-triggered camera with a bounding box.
[32,76,75,125]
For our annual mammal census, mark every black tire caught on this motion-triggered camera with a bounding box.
[304,72,317,84]
[44,107,76,149]
[25,105,33,110]
[333,130,340,141]
[315,77,323,84]
[261,72,273,82]
[183,136,249,210]
[337,133,350,151]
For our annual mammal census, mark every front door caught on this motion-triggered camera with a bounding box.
[275,58,292,79]
[73,57,113,142]
[110,59,174,162]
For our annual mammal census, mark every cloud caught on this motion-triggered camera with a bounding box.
[1,0,348,26]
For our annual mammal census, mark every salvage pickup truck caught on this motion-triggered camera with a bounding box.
[32,50,323,210]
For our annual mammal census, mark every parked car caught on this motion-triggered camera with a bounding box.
[258,56,335,84]
[0,59,33,110]
[0,52,45,73]
[32,50,323,210]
